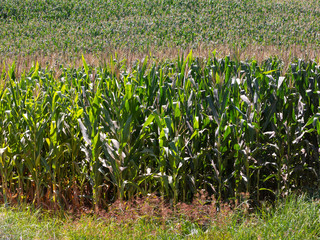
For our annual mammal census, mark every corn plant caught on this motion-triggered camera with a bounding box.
[0,54,319,210]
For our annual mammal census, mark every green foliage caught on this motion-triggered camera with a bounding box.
[0,0,320,55]
[0,54,320,209]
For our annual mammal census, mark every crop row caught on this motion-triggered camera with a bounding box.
[1,52,320,210]
[1,0,320,56]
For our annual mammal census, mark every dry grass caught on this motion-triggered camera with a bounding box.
[1,44,319,78]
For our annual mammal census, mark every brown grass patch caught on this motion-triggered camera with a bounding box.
[1,44,319,78]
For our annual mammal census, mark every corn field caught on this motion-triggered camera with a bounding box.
[1,0,320,56]
[0,52,320,210]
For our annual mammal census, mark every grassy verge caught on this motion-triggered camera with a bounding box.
[0,195,319,239]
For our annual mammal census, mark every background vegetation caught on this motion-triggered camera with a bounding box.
[0,0,320,57]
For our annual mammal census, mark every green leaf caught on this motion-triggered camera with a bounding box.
[122,115,132,145]
[78,119,91,145]
[142,114,154,130]
[82,55,89,77]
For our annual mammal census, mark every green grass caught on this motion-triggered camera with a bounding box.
[213,195,320,239]
[1,0,320,57]
[0,195,319,239]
